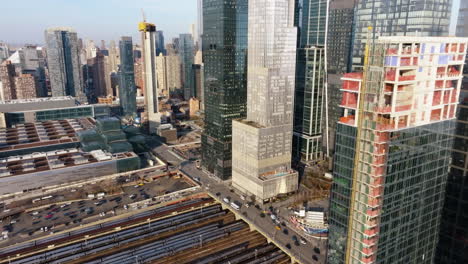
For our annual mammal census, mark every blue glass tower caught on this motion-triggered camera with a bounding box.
[118,36,137,118]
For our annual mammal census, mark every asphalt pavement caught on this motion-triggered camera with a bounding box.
[138,136,327,263]
[0,175,192,246]
[179,161,326,264]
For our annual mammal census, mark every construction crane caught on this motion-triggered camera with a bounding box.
[141,8,146,22]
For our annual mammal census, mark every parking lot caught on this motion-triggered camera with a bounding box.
[0,174,194,245]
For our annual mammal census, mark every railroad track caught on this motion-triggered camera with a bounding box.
[153,228,267,264]
[2,197,292,264]
[69,211,235,263]
[0,198,215,263]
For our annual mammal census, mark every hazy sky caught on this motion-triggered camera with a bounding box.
[0,0,461,46]
[0,0,197,46]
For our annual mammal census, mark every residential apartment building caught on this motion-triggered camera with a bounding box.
[0,60,37,100]
[156,54,169,97]
[44,27,85,102]
[328,36,467,264]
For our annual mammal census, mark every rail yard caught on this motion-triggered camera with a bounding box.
[0,196,291,264]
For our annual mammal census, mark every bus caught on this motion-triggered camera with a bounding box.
[230,201,242,211]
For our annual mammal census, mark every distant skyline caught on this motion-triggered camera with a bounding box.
[0,0,197,46]
[0,0,461,46]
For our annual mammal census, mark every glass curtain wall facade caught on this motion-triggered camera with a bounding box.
[326,0,357,154]
[156,30,166,56]
[201,0,248,180]
[436,4,468,262]
[351,0,452,70]
[44,27,85,102]
[330,121,456,264]
[328,37,467,264]
[118,37,137,118]
[327,0,356,74]
[293,0,328,161]
[179,34,194,100]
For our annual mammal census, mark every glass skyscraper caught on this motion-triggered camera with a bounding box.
[156,30,166,56]
[327,0,356,74]
[201,0,248,180]
[328,36,467,264]
[178,34,194,100]
[44,27,85,102]
[293,0,328,161]
[118,36,137,118]
[351,0,452,70]
[327,0,357,154]
[436,2,468,263]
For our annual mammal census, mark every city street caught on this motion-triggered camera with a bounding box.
[146,136,184,166]
[179,161,326,264]
[133,136,326,263]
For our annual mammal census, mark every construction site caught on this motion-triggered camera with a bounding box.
[0,196,292,264]
[329,36,467,263]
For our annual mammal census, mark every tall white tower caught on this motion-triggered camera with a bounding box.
[231,0,299,202]
[139,21,160,132]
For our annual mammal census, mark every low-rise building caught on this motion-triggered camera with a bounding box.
[189,97,200,117]
[0,97,109,127]
[0,118,95,158]
[0,148,140,195]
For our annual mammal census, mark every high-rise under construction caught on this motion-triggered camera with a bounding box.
[139,21,160,132]
[328,36,468,264]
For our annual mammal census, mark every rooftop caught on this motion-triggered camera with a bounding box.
[236,119,265,129]
[0,148,137,177]
[377,36,468,44]
[0,97,78,113]
[0,118,95,154]
[0,96,75,105]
